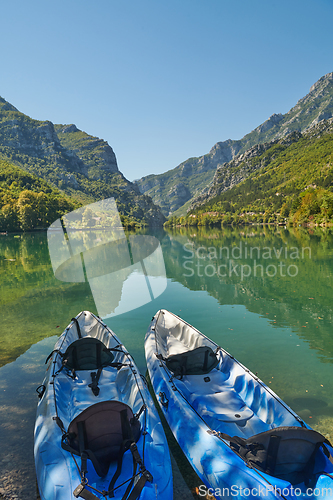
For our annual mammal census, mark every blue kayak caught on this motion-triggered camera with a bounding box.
[145,309,333,500]
[34,311,173,500]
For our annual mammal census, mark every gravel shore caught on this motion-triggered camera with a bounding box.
[0,453,194,500]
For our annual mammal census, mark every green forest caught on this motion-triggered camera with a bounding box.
[0,161,145,231]
[0,160,79,231]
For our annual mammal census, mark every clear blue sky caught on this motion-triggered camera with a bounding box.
[1,0,332,180]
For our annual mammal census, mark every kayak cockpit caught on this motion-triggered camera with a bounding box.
[61,400,151,499]
[216,426,333,487]
[154,309,303,438]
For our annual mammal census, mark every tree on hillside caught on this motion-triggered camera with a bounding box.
[17,190,40,230]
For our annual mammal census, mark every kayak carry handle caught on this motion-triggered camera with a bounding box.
[36,385,46,399]
[159,392,169,409]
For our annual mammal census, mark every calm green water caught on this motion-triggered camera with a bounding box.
[1,226,333,499]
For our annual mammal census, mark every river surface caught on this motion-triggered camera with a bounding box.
[1,226,333,499]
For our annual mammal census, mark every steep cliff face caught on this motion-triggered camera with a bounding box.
[190,132,303,210]
[0,98,165,226]
[135,72,333,217]
[190,118,333,212]
[0,100,94,179]
[54,124,119,179]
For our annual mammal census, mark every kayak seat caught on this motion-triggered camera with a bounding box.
[62,337,115,371]
[61,400,141,477]
[165,346,219,378]
[60,338,118,396]
[189,389,254,425]
[220,426,332,485]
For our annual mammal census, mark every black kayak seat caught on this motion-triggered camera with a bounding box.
[61,400,141,477]
[165,346,218,377]
[221,426,332,485]
[62,337,114,371]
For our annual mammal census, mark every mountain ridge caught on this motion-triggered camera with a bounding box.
[166,117,333,227]
[0,98,166,226]
[135,72,333,217]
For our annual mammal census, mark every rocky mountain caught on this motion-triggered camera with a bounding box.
[135,156,217,216]
[180,117,333,226]
[135,72,333,217]
[0,97,165,226]
[189,130,304,210]
[53,123,119,179]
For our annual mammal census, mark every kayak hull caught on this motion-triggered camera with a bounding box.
[34,311,173,500]
[145,309,333,500]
